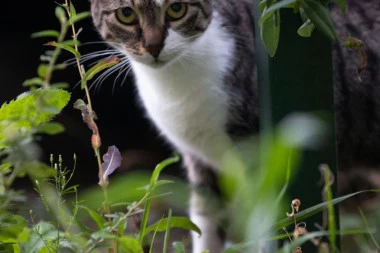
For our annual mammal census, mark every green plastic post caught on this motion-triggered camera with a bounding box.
[254,4,339,252]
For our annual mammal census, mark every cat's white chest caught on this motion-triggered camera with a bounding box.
[131,17,234,167]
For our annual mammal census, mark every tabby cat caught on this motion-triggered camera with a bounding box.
[89,0,380,252]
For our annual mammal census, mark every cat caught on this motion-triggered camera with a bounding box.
[89,0,380,252]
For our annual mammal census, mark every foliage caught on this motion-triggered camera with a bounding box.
[0,0,379,253]
[258,0,345,56]
[0,1,198,252]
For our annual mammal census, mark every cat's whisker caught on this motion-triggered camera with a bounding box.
[63,49,121,67]
[80,51,122,63]
[79,41,125,48]
[89,62,125,92]
[113,60,132,91]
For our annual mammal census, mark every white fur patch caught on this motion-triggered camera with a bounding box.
[131,13,235,168]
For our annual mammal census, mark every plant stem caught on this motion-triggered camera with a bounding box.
[64,0,94,113]
[63,2,116,252]
[44,15,68,88]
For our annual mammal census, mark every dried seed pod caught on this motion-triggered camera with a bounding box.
[292,199,301,212]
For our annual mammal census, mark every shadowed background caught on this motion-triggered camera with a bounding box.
[1,1,178,188]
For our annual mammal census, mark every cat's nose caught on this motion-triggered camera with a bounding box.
[144,43,163,58]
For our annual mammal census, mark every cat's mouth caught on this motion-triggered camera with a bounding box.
[145,57,171,69]
[151,59,166,67]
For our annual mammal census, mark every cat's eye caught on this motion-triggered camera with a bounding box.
[116,7,138,25]
[166,3,187,21]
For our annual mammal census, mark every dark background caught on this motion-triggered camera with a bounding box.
[1,1,174,187]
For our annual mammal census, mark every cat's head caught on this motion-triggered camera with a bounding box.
[90,0,212,68]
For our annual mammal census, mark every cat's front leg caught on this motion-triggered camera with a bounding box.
[184,154,226,253]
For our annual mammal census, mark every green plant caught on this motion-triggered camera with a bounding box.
[0,1,199,252]
[1,0,379,253]
[258,0,346,56]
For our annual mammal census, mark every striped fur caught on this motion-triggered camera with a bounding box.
[89,0,380,252]
[91,0,212,62]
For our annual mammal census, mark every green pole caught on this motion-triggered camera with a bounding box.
[254,5,339,252]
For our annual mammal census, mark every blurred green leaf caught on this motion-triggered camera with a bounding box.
[297,19,315,37]
[23,78,44,87]
[261,9,280,57]
[149,155,180,188]
[51,82,69,89]
[0,163,11,172]
[20,221,60,252]
[259,0,296,26]
[69,12,91,25]
[24,161,56,179]
[31,30,60,39]
[0,215,26,241]
[46,41,80,57]
[0,242,15,253]
[301,0,337,41]
[0,89,70,132]
[62,40,79,47]
[55,6,67,24]
[37,64,48,79]
[258,0,267,13]
[77,172,149,211]
[69,1,76,17]
[144,217,201,237]
[118,237,144,253]
[36,122,65,135]
[79,206,106,230]
[90,230,117,240]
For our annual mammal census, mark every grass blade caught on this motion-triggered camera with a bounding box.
[163,209,172,253]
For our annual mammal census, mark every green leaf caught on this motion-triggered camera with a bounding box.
[0,89,70,142]
[81,58,121,88]
[149,155,180,188]
[62,40,79,47]
[55,6,67,24]
[258,0,267,12]
[53,63,67,70]
[69,1,76,17]
[23,77,44,87]
[91,230,117,240]
[24,161,56,179]
[51,82,69,89]
[301,0,337,41]
[69,12,91,25]
[118,237,144,253]
[0,163,11,172]
[261,9,280,57]
[31,30,60,39]
[20,221,60,252]
[79,206,106,230]
[46,41,81,57]
[154,180,174,188]
[0,215,26,241]
[144,217,201,237]
[36,122,65,135]
[259,0,297,26]
[37,64,49,79]
[297,19,315,37]
[0,242,15,253]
